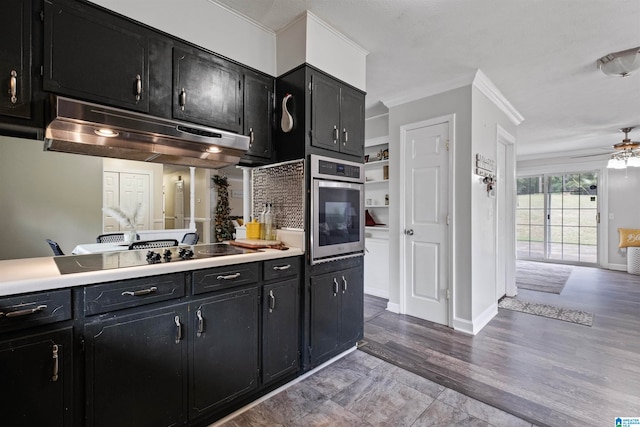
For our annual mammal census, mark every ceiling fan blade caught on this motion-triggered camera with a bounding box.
[570,152,611,159]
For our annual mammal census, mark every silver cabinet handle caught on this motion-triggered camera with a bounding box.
[273,264,291,271]
[122,286,157,296]
[174,315,182,343]
[217,273,241,280]
[249,127,254,147]
[333,125,338,144]
[333,278,339,296]
[343,128,348,145]
[268,290,275,313]
[342,276,348,293]
[196,309,204,337]
[135,74,142,101]
[404,229,414,236]
[9,70,17,104]
[179,88,187,111]
[52,344,59,382]
[5,304,47,318]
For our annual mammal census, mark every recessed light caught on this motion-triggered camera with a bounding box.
[207,146,221,153]
[94,128,119,137]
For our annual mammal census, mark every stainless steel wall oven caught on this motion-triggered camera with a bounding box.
[310,154,364,264]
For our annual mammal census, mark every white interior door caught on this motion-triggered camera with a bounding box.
[496,140,507,299]
[120,173,150,231]
[402,120,450,325]
[103,171,120,232]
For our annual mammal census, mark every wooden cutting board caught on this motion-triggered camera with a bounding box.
[230,239,288,250]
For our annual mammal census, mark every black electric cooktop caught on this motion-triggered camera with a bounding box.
[53,243,258,275]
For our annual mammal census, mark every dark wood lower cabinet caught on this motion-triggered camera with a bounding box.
[190,286,259,417]
[0,326,73,427]
[309,266,364,366]
[84,305,188,427]
[262,278,300,384]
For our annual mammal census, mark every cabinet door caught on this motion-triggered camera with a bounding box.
[339,267,364,346]
[43,0,149,112]
[0,327,73,427]
[190,286,258,417]
[0,0,32,119]
[173,48,242,132]
[309,272,341,365]
[262,278,299,384]
[310,73,341,152]
[339,87,365,157]
[84,305,188,427]
[243,71,273,160]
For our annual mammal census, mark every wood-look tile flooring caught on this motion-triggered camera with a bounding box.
[362,265,640,427]
[216,349,533,426]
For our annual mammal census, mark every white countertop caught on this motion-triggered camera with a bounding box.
[0,247,304,297]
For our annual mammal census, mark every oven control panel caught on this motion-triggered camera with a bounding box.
[311,154,364,183]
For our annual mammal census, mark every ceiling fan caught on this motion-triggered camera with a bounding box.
[606,127,640,168]
[572,127,640,168]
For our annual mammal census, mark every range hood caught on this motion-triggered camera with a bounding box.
[44,96,250,169]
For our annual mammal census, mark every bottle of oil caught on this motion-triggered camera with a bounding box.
[264,203,274,241]
[259,204,267,240]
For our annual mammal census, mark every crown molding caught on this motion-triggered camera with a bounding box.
[207,0,275,35]
[472,70,524,126]
[381,69,524,127]
[381,72,477,109]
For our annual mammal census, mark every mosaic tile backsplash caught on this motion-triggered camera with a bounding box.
[252,159,305,230]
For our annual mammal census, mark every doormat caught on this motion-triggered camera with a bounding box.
[498,297,593,326]
[516,260,573,294]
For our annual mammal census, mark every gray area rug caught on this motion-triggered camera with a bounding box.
[516,260,573,294]
[499,297,594,326]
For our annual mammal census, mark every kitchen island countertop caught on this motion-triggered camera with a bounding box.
[0,246,304,297]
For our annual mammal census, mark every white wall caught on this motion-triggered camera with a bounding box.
[607,167,640,267]
[276,11,367,90]
[0,136,103,259]
[90,0,277,75]
[388,85,473,321]
[470,85,517,321]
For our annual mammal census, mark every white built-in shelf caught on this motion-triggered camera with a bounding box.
[365,158,388,167]
[365,204,389,208]
[365,226,389,231]
[365,179,389,185]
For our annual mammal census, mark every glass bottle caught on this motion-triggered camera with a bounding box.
[259,203,267,240]
[264,203,274,241]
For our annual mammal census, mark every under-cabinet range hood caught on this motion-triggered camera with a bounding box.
[44,96,250,169]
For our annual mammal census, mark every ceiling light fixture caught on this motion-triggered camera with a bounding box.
[597,46,640,77]
[607,127,640,169]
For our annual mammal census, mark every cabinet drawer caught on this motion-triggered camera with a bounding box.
[84,273,185,316]
[263,257,301,282]
[0,289,72,334]
[192,263,259,295]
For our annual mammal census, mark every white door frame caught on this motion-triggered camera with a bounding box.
[496,125,517,297]
[399,114,455,326]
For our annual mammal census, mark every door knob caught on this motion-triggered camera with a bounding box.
[405,229,414,236]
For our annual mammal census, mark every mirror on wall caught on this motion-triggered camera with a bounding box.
[0,135,245,261]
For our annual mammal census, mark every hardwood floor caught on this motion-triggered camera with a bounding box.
[361,265,640,427]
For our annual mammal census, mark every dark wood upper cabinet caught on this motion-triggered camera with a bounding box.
[242,70,274,161]
[43,0,149,112]
[173,48,243,133]
[0,0,33,120]
[338,86,365,156]
[310,73,342,152]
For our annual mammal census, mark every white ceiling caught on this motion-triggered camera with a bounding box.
[215,0,640,159]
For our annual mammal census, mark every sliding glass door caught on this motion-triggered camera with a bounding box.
[517,172,598,264]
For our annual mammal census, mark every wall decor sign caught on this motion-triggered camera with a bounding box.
[475,153,496,179]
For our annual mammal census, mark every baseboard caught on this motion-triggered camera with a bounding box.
[364,287,389,299]
[453,303,498,335]
[608,263,627,272]
[386,301,400,313]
